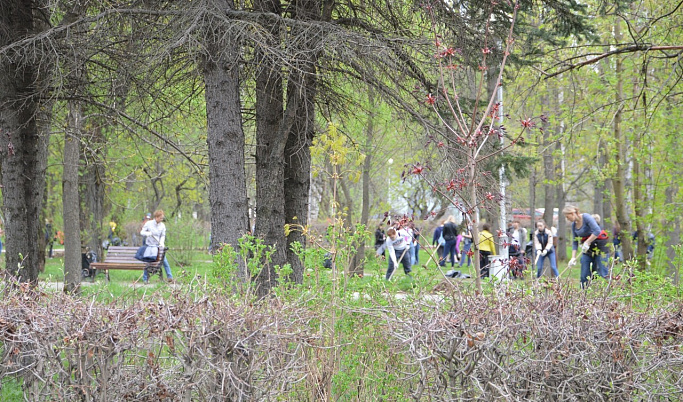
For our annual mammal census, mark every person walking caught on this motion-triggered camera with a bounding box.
[534,219,559,278]
[478,223,496,278]
[432,223,444,262]
[140,209,174,284]
[439,216,458,267]
[564,205,609,287]
[412,224,421,265]
[45,219,55,258]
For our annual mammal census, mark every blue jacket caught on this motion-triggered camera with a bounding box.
[571,213,602,250]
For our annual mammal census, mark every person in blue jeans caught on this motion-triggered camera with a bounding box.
[565,205,609,287]
[412,224,421,265]
[140,209,174,283]
[534,219,559,278]
[439,216,458,267]
[459,225,472,267]
[376,227,412,280]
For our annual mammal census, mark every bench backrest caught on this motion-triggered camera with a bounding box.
[102,246,144,263]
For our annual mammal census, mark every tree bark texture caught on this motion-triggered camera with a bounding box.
[0,1,50,284]
[283,73,314,285]
[254,0,287,296]
[80,127,105,262]
[203,12,250,278]
[282,0,325,285]
[63,103,82,293]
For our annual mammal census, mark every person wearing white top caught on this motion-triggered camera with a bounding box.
[140,209,174,283]
[376,227,412,280]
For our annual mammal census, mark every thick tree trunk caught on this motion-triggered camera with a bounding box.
[203,11,249,279]
[63,103,82,293]
[284,81,314,285]
[0,1,50,284]
[283,0,324,285]
[253,0,287,295]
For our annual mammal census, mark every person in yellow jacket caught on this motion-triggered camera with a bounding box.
[478,223,496,278]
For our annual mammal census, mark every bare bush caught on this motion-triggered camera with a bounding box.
[0,284,682,401]
[388,286,683,401]
[0,288,316,401]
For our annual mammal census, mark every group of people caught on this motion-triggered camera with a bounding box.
[372,203,623,286]
[431,217,474,269]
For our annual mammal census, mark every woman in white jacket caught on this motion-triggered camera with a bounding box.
[140,209,174,283]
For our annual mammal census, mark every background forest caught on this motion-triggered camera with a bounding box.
[1,0,683,290]
[3,1,683,401]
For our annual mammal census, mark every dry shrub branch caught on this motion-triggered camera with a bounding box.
[0,284,682,401]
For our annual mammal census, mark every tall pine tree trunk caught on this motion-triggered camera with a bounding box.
[283,0,326,285]
[0,1,50,284]
[253,0,287,295]
[284,78,314,284]
[203,3,249,279]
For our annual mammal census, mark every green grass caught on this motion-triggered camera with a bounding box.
[38,250,214,301]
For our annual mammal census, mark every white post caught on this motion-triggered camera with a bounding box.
[387,158,394,211]
[498,85,509,260]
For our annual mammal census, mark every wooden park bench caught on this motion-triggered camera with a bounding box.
[90,246,167,282]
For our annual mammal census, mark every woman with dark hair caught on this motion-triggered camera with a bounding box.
[439,216,458,267]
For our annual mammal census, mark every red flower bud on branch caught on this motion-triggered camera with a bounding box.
[426,93,436,105]
[520,118,535,129]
